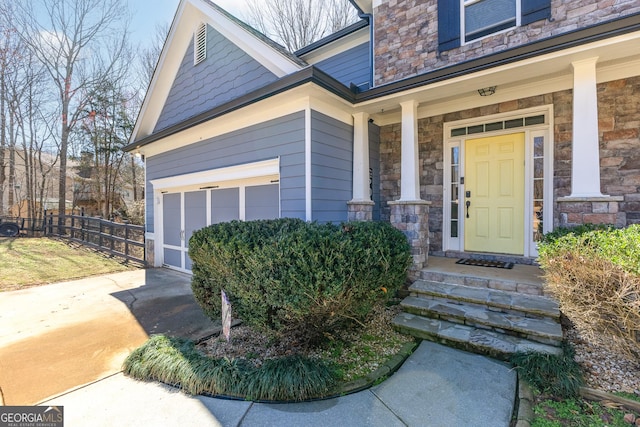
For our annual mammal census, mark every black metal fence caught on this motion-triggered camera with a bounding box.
[1,212,146,265]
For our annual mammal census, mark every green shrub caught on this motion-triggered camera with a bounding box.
[189,219,411,345]
[123,335,336,401]
[511,343,584,398]
[538,224,640,358]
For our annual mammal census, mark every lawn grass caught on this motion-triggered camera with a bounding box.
[532,395,639,427]
[0,237,137,291]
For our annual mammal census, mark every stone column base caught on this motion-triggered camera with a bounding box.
[556,196,626,228]
[388,200,431,281]
[145,238,155,266]
[347,200,375,222]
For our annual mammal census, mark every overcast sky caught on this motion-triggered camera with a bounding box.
[128,0,252,47]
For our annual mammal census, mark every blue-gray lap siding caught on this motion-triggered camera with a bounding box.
[315,42,370,89]
[310,111,353,223]
[145,112,306,233]
[154,25,279,132]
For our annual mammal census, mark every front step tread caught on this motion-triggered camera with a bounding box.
[392,312,562,360]
[401,296,563,342]
[410,280,559,318]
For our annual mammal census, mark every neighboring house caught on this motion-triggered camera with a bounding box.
[125,0,640,274]
[0,150,73,217]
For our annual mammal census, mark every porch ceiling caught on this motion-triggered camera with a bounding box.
[361,29,640,125]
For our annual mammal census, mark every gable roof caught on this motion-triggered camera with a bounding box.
[130,0,306,146]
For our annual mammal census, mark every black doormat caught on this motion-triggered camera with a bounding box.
[456,258,514,269]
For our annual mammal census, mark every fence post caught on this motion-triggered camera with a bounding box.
[99,219,103,249]
[125,225,130,260]
[80,209,85,243]
[109,221,114,254]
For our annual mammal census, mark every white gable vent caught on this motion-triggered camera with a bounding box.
[194,23,207,65]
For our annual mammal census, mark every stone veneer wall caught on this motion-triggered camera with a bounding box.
[378,77,640,254]
[557,76,640,227]
[373,0,640,85]
[145,239,155,266]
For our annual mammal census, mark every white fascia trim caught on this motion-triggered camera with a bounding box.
[192,0,301,77]
[150,158,280,191]
[130,0,192,143]
[372,54,640,126]
[141,84,354,158]
[300,28,369,64]
[130,0,304,144]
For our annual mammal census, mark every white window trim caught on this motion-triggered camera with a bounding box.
[461,0,521,45]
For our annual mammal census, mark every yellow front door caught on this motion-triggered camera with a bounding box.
[464,133,525,255]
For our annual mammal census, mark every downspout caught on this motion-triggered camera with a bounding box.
[348,0,374,90]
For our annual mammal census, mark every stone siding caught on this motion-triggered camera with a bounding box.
[556,76,640,227]
[374,0,640,85]
[379,77,640,254]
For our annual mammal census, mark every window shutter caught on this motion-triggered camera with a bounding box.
[438,0,461,51]
[521,0,551,25]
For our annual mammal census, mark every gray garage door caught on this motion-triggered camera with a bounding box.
[162,183,280,272]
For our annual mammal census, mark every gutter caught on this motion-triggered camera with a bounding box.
[124,66,356,152]
[294,20,369,57]
[356,12,640,101]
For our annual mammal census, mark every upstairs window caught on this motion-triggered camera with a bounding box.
[194,23,207,65]
[438,0,550,51]
[463,0,517,43]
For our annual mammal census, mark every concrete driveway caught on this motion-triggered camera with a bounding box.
[0,268,220,405]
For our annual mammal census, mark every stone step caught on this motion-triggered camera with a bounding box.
[392,312,562,361]
[401,296,563,346]
[420,266,544,296]
[409,280,560,320]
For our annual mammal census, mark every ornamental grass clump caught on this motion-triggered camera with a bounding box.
[538,224,640,359]
[189,219,411,346]
[123,335,336,401]
[511,343,584,398]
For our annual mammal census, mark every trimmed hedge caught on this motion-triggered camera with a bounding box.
[189,219,411,344]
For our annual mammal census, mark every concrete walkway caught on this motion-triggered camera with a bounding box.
[2,269,517,426]
[0,268,219,405]
[40,341,516,426]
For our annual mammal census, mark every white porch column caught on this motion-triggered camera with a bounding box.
[351,112,370,201]
[400,100,420,201]
[570,58,603,198]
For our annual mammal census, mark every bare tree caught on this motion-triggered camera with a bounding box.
[13,0,130,220]
[13,51,59,222]
[0,2,58,221]
[138,23,170,90]
[244,0,359,52]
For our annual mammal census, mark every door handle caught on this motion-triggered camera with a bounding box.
[466,200,471,218]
